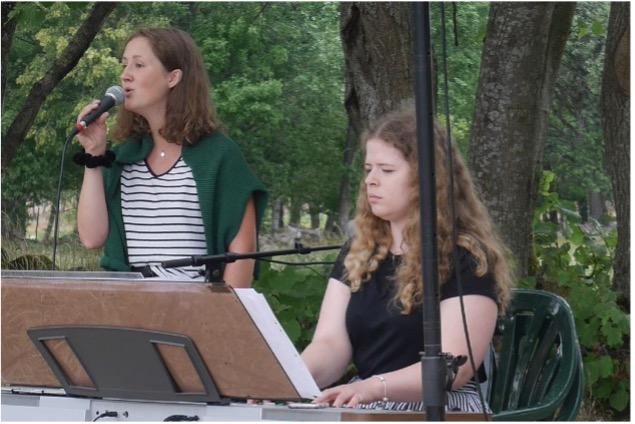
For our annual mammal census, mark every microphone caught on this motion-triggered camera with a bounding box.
[70,86,125,137]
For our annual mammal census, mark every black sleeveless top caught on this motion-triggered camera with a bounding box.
[329,242,498,380]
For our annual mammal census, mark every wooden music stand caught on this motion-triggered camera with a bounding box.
[1,271,311,403]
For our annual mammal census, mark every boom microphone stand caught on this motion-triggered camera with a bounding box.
[162,241,341,284]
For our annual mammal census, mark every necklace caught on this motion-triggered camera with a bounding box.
[160,151,166,158]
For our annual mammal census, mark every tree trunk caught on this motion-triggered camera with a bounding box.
[1,2,17,115]
[1,197,28,239]
[336,125,357,235]
[338,2,416,234]
[310,209,321,230]
[1,2,118,171]
[324,213,336,234]
[340,2,416,128]
[34,206,40,241]
[288,201,302,227]
[587,190,605,221]
[600,2,630,301]
[43,202,56,243]
[271,199,284,232]
[468,2,576,277]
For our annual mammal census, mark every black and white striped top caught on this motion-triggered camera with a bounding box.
[350,379,490,413]
[121,158,207,278]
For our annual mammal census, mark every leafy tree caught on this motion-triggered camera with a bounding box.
[545,2,611,220]
[2,2,347,240]
[187,2,346,232]
[1,2,117,169]
[1,2,118,238]
[526,172,629,417]
[431,2,490,151]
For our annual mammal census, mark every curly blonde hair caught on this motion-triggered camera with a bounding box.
[344,108,515,314]
[113,27,219,144]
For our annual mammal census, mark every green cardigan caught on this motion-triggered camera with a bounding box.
[99,132,268,272]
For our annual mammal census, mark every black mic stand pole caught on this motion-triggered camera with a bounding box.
[414,2,446,421]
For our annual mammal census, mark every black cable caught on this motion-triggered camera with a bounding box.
[259,258,336,266]
[439,3,489,420]
[257,258,336,280]
[93,410,118,421]
[52,133,75,271]
[163,415,199,421]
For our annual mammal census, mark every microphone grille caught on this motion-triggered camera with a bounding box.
[106,86,125,106]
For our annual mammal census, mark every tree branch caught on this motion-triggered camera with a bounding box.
[1,2,118,171]
[1,2,18,114]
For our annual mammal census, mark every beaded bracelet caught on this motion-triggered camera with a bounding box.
[373,375,389,406]
[73,149,116,169]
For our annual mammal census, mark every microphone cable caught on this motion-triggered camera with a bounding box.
[51,132,75,271]
[438,3,490,419]
[52,86,124,270]
[258,257,337,280]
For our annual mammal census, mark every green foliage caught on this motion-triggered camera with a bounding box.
[253,251,361,388]
[544,2,611,207]
[186,2,347,223]
[253,258,334,351]
[2,5,622,417]
[1,139,51,235]
[522,171,629,415]
[431,2,490,151]
[2,2,140,236]
[3,2,346,239]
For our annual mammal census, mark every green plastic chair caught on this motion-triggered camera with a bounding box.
[489,289,584,421]
[553,354,585,421]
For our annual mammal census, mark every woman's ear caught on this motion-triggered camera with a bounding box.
[168,69,183,88]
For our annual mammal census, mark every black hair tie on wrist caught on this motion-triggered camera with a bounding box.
[73,149,116,168]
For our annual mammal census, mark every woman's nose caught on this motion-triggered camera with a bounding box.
[365,170,377,186]
[121,66,132,82]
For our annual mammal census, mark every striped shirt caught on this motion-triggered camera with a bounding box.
[351,380,491,413]
[121,158,207,278]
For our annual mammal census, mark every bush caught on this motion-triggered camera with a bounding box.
[253,257,334,351]
[521,172,630,417]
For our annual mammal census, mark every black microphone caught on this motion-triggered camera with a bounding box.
[70,86,125,137]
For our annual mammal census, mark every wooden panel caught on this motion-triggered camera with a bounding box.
[1,276,298,400]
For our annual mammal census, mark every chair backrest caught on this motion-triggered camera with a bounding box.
[489,289,583,421]
[553,355,585,421]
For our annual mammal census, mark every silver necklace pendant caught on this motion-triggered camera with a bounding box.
[160,151,166,158]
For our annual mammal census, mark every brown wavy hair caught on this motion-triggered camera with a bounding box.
[344,108,515,314]
[113,27,219,144]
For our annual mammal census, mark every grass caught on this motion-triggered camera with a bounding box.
[2,237,101,271]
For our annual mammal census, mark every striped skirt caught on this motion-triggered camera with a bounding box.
[353,380,491,413]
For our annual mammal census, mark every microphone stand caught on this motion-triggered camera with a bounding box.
[414,2,463,420]
[161,241,341,285]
